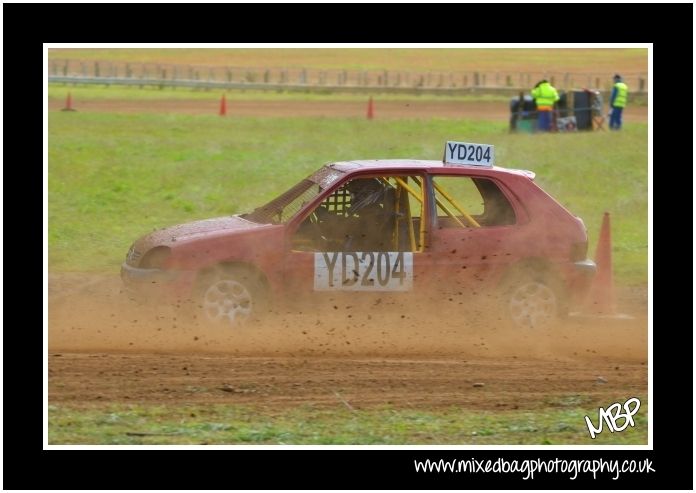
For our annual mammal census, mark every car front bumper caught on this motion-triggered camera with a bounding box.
[120,262,194,300]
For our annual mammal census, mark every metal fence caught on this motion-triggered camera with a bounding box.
[48,59,648,94]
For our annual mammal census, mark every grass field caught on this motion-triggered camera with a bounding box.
[48,112,648,285]
[49,398,648,445]
[48,48,648,74]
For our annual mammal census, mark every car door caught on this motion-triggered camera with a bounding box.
[282,172,433,308]
[427,174,523,297]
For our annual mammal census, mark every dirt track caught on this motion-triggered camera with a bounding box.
[49,353,647,411]
[48,98,649,122]
[48,274,648,411]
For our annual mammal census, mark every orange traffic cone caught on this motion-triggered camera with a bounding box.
[585,212,616,315]
[61,92,76,112]
[366,96,374,120]
[219,94,227,116]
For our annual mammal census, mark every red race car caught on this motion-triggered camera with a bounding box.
[121,141,596,328]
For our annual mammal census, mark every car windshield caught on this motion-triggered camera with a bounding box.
[243,166,344,224]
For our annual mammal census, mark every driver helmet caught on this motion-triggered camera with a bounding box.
[346,179,386,213]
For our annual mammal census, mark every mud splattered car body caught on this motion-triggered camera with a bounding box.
[122,143,596,328]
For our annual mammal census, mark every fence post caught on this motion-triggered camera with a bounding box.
[63,61,69,76]
[482,74,486,87]
[126,63,132,78]
[94,62,100,78]
[506,75,512,87]
[473,72,480,87]
[264,69,270,83]
[81,62,86,77]
[595,77,600,89]
[563,72,569,89]
[549,76,555,86]
[639,77,645,92]
[226,68,232,83]
[463,74,468,87]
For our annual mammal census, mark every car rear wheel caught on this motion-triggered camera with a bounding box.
[195,266,267,328]
[500,268,565,329]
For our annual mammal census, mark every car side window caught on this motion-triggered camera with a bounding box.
[432,176,516,228]
[291,175,426,252]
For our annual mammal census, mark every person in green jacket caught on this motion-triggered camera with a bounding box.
[609,74,628,130]
[531,80,560,132]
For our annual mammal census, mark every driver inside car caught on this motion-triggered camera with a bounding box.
[343,178,394,251]
[294,178,396,252]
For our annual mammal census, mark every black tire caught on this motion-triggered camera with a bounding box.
[499,267,565,329]
[193,265,268,328]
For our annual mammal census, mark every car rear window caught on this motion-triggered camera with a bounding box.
[433,176,516,227]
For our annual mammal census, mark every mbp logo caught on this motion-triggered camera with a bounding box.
[584,397,641,439]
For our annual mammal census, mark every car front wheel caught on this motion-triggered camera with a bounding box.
[195,266,267,328]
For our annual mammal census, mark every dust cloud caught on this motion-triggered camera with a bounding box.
[48,272,647,363]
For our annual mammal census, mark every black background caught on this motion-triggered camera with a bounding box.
[4,2,691,490]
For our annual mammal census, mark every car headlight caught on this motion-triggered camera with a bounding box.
[139,246,172,269]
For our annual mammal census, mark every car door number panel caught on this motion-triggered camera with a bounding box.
[314,252,413,291]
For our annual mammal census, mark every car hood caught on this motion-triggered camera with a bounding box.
[133,215,267,251]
